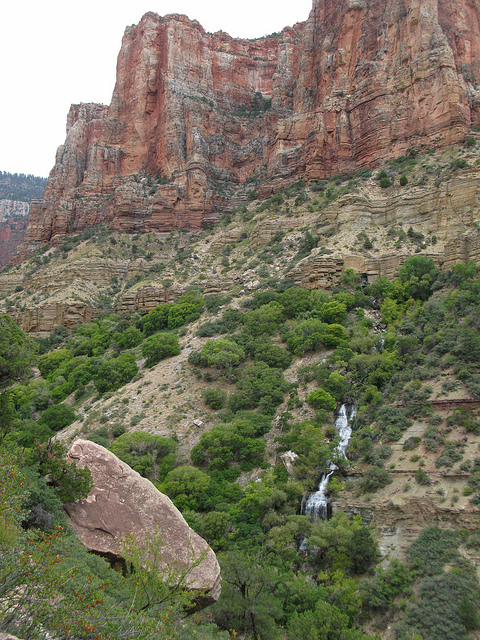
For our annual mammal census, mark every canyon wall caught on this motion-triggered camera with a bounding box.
[0,201,29,268]
[17,0,480,257]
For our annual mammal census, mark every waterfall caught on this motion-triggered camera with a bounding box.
[301,404,354,521]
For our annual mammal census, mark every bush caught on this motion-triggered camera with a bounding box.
[358,465,392,493]
[415,468,431,485]
[112,326,143,351]
[87,427,110,448]
[202,387,227,410]
[403,436,421,451]
[399,174,408,186]
[141,332,180,367]
[243,302,284,337]
[0,315,38,388]
[320,301,347,324]
[191,416,267,474]
[198,338,245,372]
[38,404,76,432]
[228,362,288,415]
[94,353,138,393]
[286,319,329,355]
[446,407,480,433]
[408,527,458,575]
[38,349,73,381]
[306,388,336,411]
[141,292,204,335]
[160,466,211,511]
[361,559,413,610]
[197,320,229,337]
[110,432,176,480]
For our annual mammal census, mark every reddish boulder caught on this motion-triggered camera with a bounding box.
[64,439,221,608]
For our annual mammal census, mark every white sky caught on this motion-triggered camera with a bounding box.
[1,0,312,179]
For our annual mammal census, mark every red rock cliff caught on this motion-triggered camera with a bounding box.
[19,0,480,255]
[0,201,29,268]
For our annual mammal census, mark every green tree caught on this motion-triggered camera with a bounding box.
[306,513,378,576]
[307,388,336,411]
[358,465,392,493]
[37,403,76,432]
[286,319,329,355]
[191,416,268,475]
[38,348,73,380]
[142,332,180,367]
[110,432,176,480]
[198,338,245,373]
[112,325,143,350]
[94,352,138,393]
[0,316,38,437]
[320,301,348,324]
[399,255,437,300]
[324,372,349,401]
[213,551,284,640]
[161,466,211,511]
[244,301,285,336]
[0,315,37,388]
[202,387,227,410]
[287,598,375,639]
[28,440,92,504]
[228,362,288,415]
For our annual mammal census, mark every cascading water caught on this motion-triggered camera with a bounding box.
[301,404,354,521]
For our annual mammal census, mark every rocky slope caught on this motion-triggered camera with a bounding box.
[3,144,480,331]
[16,0,480,257]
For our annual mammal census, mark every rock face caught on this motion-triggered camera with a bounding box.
[17,0,480,257]
[0,201,29,268]
[64,439,221,608]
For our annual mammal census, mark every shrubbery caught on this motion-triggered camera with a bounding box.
[202,387,227,410]
[37,404,76,432]
[191,415,270,476]
[94,353,138,393]
[228,362,288,415]
[141,291,204,335]
[141,332,180,367]
[110,431,176,480]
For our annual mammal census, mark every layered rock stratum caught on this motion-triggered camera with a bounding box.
[17,0,480,257]
[64,439,221,608]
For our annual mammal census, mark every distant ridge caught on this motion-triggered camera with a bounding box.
[0,171,47,203]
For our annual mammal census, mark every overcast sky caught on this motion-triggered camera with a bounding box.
[1,0,312,179]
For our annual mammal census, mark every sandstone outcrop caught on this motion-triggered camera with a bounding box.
[17,0,480,258]
[64,439,221,608]
[14,302,98,332]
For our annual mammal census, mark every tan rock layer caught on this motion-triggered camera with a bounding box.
[334,496,480,559]
[14,303,98,332]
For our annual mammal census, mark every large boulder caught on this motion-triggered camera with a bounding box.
[64,439,221,608]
